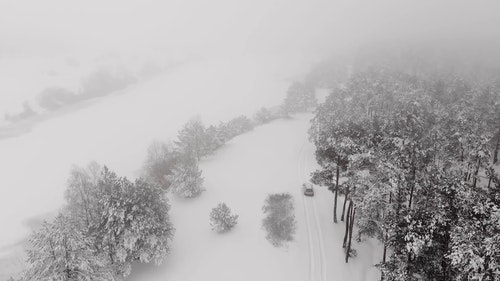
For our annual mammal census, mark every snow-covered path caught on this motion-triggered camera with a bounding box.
[299,142,327,281]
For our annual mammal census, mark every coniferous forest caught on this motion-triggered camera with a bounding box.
[309,57,500,280]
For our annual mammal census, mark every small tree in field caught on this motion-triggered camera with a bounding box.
[210,203,239,233]
[262,193,297,247]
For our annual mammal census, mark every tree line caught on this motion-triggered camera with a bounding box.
[310,67,500,280]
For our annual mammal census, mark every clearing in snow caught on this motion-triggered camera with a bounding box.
[129,113,382,281]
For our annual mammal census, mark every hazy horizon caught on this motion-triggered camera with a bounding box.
[2,0,500,116]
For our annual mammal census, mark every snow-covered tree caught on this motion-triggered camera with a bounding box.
[209,203,239,233]
[63,164,175,279]
[98,174,175,268]
[283,81,316,114]
[166,158,205,198]
[22,214,113,281]
[448,179,500,280]
[64,162,103,236]
[204,125,224,153]
[262,193,297,247]
[309,66,500,279]
[224,115,254,139]
[175,117,208,161]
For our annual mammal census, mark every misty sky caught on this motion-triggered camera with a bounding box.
[1,0,500,113]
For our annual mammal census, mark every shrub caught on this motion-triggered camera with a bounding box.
[262,193,297,247]
[210,203,239,233]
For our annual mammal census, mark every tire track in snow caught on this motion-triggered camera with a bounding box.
[311,187,327,281]
[298,143,315,281]
[299,141,327,281]
[305,148,327,281]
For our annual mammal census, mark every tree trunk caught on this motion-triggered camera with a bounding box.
[381,242,387,281]
[343,200,353,248]
[341,184,350,221]
[408,160,416,210]
[333,163,339,223]
[346,204,355,263]
[383,242,387,263]
[472,158,481,189]
[460,143,464,162]
[108,241,115,264]
[493,128,499,164]
[408,181,415,210]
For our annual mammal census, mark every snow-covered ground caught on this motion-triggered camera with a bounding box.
[128,114,381,281]
[0,55,382,280]
[0,55,307,279]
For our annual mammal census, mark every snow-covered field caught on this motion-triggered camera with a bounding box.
[0,56,381,280]
[0,55,305,279]
[128,114,382,281]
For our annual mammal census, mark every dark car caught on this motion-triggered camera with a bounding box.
[303,183,314,196]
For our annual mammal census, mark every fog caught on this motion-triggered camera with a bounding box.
[2,0,500,114]
[1,0,500,279]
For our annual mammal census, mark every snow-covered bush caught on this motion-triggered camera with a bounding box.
[167,158,205,198]
[210,203,239,233]
[262,193,297,247]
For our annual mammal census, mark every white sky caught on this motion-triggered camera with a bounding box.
[1,0,499,57]
[1,0,500,113]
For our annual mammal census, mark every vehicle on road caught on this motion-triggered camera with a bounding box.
[303,183,314,196]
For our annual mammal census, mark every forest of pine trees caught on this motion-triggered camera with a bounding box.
[309,67,500,280]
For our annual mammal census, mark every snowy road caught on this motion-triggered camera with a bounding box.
[298,142,327,281]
